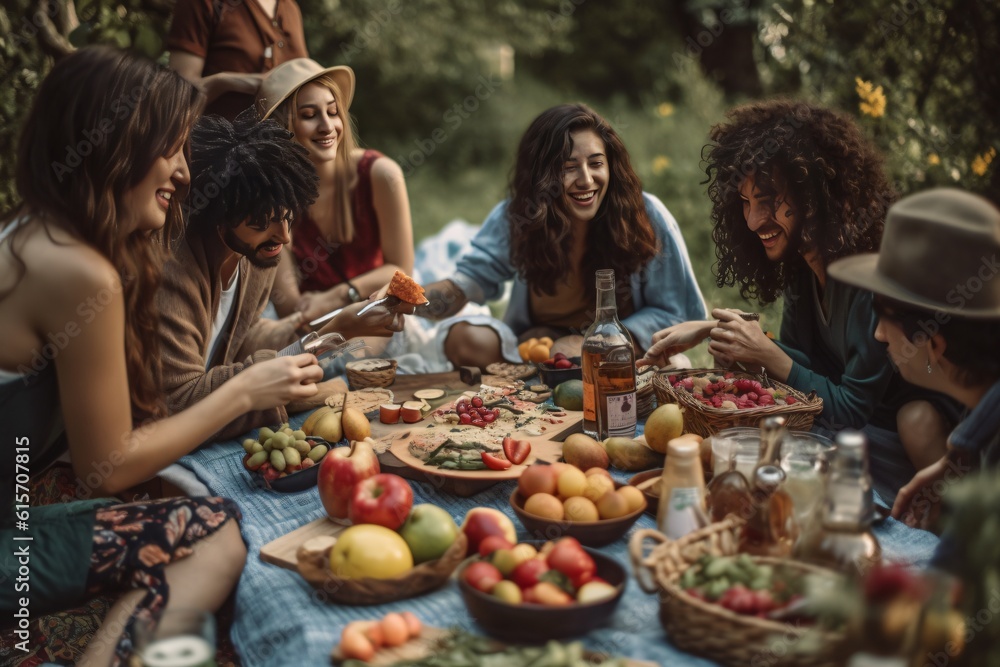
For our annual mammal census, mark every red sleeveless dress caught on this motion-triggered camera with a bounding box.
[292,149,384,292]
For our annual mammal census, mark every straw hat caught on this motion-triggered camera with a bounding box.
[828,188,1000,318]
[255,59,355,121]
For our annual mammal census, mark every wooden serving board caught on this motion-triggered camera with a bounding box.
[331,626,658,666]
[260,516,348,571]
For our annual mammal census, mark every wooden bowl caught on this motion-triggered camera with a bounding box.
[456,542,626,642]
[626,468,662,517]
[296,532,467,605]
[509,485,646,547]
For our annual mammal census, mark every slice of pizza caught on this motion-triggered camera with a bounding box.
[386,270,429,305]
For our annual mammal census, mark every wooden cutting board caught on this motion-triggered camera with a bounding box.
[331,626,659,666]
[260,516,348,571]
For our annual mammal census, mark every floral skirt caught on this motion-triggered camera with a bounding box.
[83,496,241,666]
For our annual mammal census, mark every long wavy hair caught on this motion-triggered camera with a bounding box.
[706,99,896,304]
[271,73,359,243]
[8,46,204,419]
[507,104,658,301]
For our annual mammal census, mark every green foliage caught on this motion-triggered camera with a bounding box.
[758,0,999,199]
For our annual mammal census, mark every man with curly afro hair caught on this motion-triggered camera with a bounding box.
[642,99,961,502]
[156,115,404,440]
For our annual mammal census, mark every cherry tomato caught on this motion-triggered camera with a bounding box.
[471,396,484,408]
[482,412,497,424]
[459,413,472,425]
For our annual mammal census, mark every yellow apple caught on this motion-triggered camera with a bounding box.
[329,524,413,579]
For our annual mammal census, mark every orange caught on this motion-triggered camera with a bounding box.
[538,336,554,348]
[528,342,551,363]
[518,338,538,362]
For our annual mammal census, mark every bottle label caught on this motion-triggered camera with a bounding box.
[582,378,597,424]
[662,486,703,540]
[603,390,636,437]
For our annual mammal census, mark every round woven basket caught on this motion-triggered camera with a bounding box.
[296,532,467,605]
[652,368,822,437]
[345,359,398,389]
[629,519,845,666]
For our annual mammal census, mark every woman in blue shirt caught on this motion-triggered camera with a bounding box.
[417,103,706,369]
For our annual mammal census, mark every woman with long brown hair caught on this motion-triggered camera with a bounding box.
[0,47,321,665]
[418,103,706,369]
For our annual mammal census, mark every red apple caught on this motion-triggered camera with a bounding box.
[478,535,514,558]
[348,473,414,530]
[462,561,503,594]
[317,439,380,520]
[460,507,517,557]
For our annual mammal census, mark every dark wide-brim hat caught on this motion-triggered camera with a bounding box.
[255,58,355,121]
[828,188,1000,319]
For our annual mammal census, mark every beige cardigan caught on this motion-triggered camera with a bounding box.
[157,229,300,441]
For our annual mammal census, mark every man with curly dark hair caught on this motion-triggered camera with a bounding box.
[642,99,960,501]
[156,115,405,440]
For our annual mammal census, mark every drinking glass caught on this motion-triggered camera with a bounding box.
[780,432,834,526]
[134,609,217,667]
[711,427,760,479]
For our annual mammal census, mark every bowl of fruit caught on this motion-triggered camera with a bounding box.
[535,353,582,387]
[457,537,626,642]
[510,463,647,547]
[241,423,333,492]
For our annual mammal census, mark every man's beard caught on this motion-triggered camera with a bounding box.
[223,227,283,269]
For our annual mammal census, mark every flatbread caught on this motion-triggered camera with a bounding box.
[480,375,523,390]
[325,388,394,416]
[485,362,537,381]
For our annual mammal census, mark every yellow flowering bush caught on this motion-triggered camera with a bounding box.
[652,155,671,175]
[855,78,887,118]
[971,147,997,177]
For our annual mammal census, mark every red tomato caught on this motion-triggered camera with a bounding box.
[462,561,503,594]
[482,411,497,424]
[502,437,531,465]
[471,396,484,408]
[545,537,595,588]
[511,558,550,589]
[481,452,512,470]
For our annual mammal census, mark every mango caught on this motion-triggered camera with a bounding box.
[562,433,609,470]
[604,436,664,471]
[553,380,585,411]
[644,404,685,454]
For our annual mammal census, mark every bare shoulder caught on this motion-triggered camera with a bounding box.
[370,154,404,182]
[17,223,123,303]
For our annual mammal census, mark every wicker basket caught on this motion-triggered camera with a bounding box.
[652,368,822,437]
[628,519,844,667]
[296,532,467,605]
[345,359,398,389]
[636,364,658,419]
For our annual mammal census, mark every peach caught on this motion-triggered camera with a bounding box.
[556,466,588,499]
[518,464,558,498]
[401,611,422,638]
[340,623,375,662]
[585,467,613,479]
[583,475,616,504]
[524,493,564,520]
[596,490,632,520]
[617,485,647,514]
[380,613,409,647]
[563,496,600,522]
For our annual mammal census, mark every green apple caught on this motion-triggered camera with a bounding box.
[398,504,459,564]
[329,524,413,579]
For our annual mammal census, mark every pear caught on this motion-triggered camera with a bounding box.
[562,433,609,470]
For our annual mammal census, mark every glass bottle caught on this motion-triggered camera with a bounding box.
[656,438,707,540]
[739,465,797,556]
[706,447,752,523]
[581,269,637,439]
[793,430,882,577]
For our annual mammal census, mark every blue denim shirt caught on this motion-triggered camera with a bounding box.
[950,377,1000,468]
[451,193,707,351]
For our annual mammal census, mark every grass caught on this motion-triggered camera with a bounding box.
[374,73,783,368]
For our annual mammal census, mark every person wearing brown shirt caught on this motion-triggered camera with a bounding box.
[167,0,309,119]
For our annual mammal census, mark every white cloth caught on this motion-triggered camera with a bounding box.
[206,265,240,368]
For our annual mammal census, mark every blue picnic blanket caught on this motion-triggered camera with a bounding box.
[179,417,940,667]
